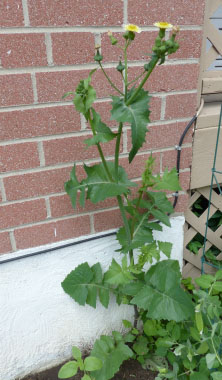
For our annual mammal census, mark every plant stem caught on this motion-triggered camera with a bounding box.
[88,112,114,182]
[117,195,134,265]
[124,41,129,102]
[126,56,159,106]
[114,122,123,180]
[98,62,124,96]
[127,70,146,87]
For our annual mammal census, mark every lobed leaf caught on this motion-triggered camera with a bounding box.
[61,262,110,308]
[111,89,150,162]
[131,260,194,321]
[90,335,133,380]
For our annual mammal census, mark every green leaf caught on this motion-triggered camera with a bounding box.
[190,373,208,380]
[131,260,194,321]
[84,109,116,146]
[65,165,86,209]
[146,191,174,214]
[150,208,171,227]
[195,274,215,289]
[188,240,203,254]
[104,259,134,286]
[158,241,172,258]
[84,357,103,371]
[72,346,82,360]
[111,89,150,162]
[138,242,160,266]
[61,262,111,308]
[212,281,222,292]
[82,375,91,380]
[122,319,133,329]
[90,335,133,380]
[117,217,153,253]
[83,162,136,204]
[197,341,209,355]
[144,320,158,336]
[206,353,216,369]
[99,287,110,308]
[215,270,222,280]
[211,372,222,380]
[58,361,79,379]
[154,167,181,191]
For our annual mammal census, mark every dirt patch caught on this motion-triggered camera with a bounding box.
[22,359,157,380]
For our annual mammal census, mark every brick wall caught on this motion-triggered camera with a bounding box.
[0,0,205,254]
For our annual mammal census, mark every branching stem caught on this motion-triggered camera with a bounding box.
[98,62,124,96]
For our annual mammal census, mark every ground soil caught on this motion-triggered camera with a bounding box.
[22,359,157,380]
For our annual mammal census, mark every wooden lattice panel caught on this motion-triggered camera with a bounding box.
[183,187,222,279]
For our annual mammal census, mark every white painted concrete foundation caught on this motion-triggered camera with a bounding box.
[0,216,185,380]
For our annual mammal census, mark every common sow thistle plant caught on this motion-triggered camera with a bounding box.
[58,22,199,380]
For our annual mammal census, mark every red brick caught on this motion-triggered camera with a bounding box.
[92,68,123,98]
[90,96,161,127]
[0,34,47,68]
[36,68,122,103]
[28,0,123,26]
[50,193,117,218]
[150,96,161,122]
[162,147,192,171]
[102,31,157,62]
[15,215,91,249]
[0,74,33,107]
[36,70,88,103]
[169,30,203,60]
[128,64,199,93]
[120,152,160,180]
[178,171,191,191]
[52,33,95,65]
[0,232,12,254]
[128,0,205,26]
[0,199,47,229]
[0,143,40,172]
[130,122,192,152]
[165,93,197,120]
[90,101,117,128]
[43,134,120,166]
[94,208,122,232]
[0,1,24,27]
[170,193,189,213]
[0,106,81,141]
[4,166,75,201]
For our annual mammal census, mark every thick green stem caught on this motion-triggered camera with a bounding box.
[88,112,114,182]
[126,56,159,106]
[114,122,123,180]
[117,195,134,265]
[99,62,124,96]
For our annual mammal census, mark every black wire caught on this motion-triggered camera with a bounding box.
[173,114,197,208]
[1,115,198,265]
[0,231,117,265]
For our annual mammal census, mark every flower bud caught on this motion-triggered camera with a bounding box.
[116,60,125,73]
[94,50,103,62]
[108,31,118,45]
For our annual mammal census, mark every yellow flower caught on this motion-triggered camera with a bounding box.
[154,22,173,29]
[124,24,142,33]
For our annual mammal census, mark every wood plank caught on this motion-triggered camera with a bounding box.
[199,187,222,210]
[196,103,221,129]
[202,77,222,94]
[208,0,222,16]
[190,127,222,188]
[185,208,222,250]
[206,21,222,56]
[205,46,219,71]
